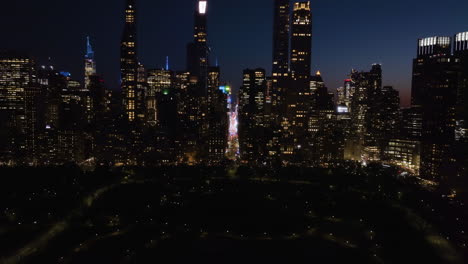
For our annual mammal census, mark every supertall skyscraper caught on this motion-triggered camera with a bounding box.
[187,0,210,91]
[84,36,96,89]
[290,1,312,79]
[272,0,290,81]
[120,0,139,122]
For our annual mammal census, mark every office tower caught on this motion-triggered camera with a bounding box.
[173,71,191,91]
[308,72,326,134]
[346,65,384,161]
[454,31,468,181]
[380,86,400,144]
[135,62,147,121]
[412,36,458,182]
[88,75,107,124]
[84,36,97,89]
[146,68,171,127]
[121,0,139,122]
[187,0,210,90]
[207,66,220,105]
[147,68,172,94]
[400,107,422,140]
[290,1,312,79]
[238,68,267,164]
[0,52,36,164]
[37,70,89,165]
[385,139,421,173]
[146,68,168,124]
[336,79,355,113]
[310,83,343,166]
[206,66,228,163]
[272,0,290,80]
[364,64,383,156]
[454,32,468,141]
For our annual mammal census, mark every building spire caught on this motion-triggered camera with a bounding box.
[85,36,95,60]
[166,56,169,71]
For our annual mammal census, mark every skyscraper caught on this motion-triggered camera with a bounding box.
[454,32,468,142]
[238,68,267,164]
[84,36,96,89]
[336,79,355,113]
[187,0,210,91]
[346,65,384,161]
[121,0,139,122]
[272,0,290,80]
[0,52,35,164]
[290,1,312,79]
[454,31,468,181]
[412,36,458,182]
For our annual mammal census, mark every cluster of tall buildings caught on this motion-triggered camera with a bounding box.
[239,0,350,166]
[0,0,230,166]
[237,0,467,188]
[0,0,467,189]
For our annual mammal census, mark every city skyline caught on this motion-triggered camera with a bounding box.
[1,1,468,262]
[2,0,468,106]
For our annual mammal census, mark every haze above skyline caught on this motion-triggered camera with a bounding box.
[2,0,468,106]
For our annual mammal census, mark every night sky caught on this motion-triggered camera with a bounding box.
[2,0,468,106]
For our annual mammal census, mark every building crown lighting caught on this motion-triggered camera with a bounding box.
[199,1,207,14]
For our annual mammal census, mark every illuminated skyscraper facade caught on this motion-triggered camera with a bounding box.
[290,1,312,79]
[0,52,35,164]
[347,65,384,161]
[412,36,459,182]
[454,32,468,180]
[239,69,267,164]
[187,0,210,91]
[121,0,140,122]
[272,0,290,80]
[454,32,468,142]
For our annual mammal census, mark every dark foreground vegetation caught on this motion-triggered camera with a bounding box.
[0,164,467,263]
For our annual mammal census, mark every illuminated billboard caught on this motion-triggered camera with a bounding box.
[337,106,349,113]
[219,85,231,94]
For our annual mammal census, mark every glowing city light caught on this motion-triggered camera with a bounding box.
[199,1,207,14]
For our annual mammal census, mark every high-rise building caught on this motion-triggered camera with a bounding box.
[453,31,468,182]
[336,79,354,113]
[238,68,267,164]
[187,0,210,91]
[454,32,468,141]
[412,36,459,182]
[84,36,96,89]
[206,66,228,163]
[0,52,36,164]
[146,69,171,126]
[121,0,140,122]
[147,69,172,94]
[272,0,290,81]
[310,82,343,166]
[346,64,385,161]
[385,139,421,174]
[290,1,312,79]
[412,36,452,107]
[380,86,400,144]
